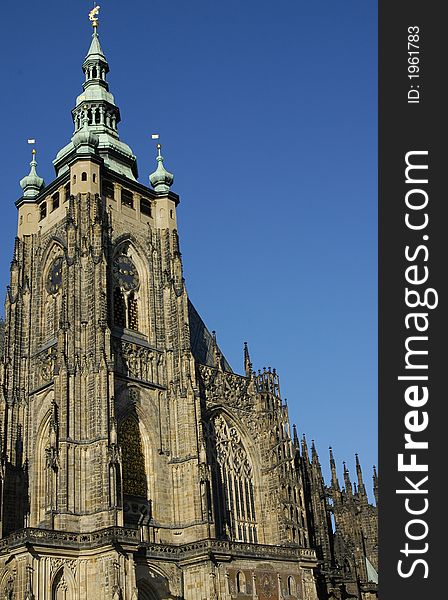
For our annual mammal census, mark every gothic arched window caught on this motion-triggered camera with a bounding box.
[236,571,247,594]
[210,415,258,543]
[288,576,296,596]
[119,415,147,498]
[112,249,141,332]
[52,568,74,600]
[43,250,64,341]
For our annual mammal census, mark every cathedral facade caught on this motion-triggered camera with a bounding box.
[0,16,377,600]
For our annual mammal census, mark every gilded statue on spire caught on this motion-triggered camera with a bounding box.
[89,4,101,28]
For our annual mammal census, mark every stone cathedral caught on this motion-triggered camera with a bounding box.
[0,13,377,600]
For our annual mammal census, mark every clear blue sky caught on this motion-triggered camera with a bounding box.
[0,1,377,496]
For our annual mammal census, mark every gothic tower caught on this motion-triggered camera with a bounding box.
[0,12,322,600]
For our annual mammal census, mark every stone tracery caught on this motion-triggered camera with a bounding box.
[112,244,142,333]
[209,415,258,543]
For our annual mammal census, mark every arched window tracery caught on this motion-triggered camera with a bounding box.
[43,247,64,341]
[118,408,153,529]
[209,415,258,543]
[52,568,74,600]
[112,244,141,333]
[118,414,147,498]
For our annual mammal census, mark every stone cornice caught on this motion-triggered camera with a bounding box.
[0,527,317,566]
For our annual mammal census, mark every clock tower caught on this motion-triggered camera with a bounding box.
[0,10,324,600]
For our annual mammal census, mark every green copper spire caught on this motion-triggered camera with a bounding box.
[20,149,45,199]
[149,144,174,194]
[53,7,138,179]
[85,28,107,65]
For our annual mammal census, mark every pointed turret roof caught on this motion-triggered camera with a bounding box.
[373,465,378,506]
[355,453,367,499]
[343,461,353,497]
[311,439,319,465]
[301,434,310,462]
[329,446,340,492]
[150,144,174,194]
[85,28,107,63]
[244,342,253,377]
[292,424,299,449]
[20,149,45,199]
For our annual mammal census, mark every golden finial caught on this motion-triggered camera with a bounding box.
[89,3,101,28]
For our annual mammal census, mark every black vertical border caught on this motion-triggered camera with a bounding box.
[379,1,445,598]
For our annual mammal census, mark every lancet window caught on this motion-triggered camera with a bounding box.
[52,569,73,600]
[236,572,247,594]
[287,576,297,596]
[210,415,258,543]
[43,250,64,341]
[112,246,141,332]
[119,415,147,498]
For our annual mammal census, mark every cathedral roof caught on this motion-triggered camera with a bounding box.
[188,300,233,372]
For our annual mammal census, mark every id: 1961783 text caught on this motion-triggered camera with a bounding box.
[408,26,420,104]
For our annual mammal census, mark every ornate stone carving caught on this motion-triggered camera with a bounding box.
[111,585,122,600]
[56,577,68,592]
[37,346,57,383]
[49,557,77,578]
[108,417,121,464]
[259,573,275,599]
[198,365,253,410]
[212,416,252,479]
[2,577,14,600]
[113,340,161,384]
[45,400,59,471]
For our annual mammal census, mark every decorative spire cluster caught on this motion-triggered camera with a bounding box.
[20,148,45,199]
[21,6,176,195]
[52,5,138,180]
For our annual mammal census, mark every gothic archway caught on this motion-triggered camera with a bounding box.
[51,568,75,600]
[111,240,151,338]
[137,579,160,600]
